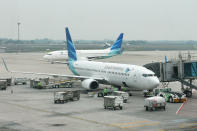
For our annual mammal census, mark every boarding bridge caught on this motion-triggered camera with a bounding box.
[144,52,197,97]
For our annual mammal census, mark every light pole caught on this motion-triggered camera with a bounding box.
[17,22,21,41]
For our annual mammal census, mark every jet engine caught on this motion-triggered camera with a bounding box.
[81,79,99,89]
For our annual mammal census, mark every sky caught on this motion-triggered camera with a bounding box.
[0,0,197,40]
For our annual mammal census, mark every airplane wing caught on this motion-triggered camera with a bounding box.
[2,58,108,84]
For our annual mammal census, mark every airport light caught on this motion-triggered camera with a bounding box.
[17,22,21,41]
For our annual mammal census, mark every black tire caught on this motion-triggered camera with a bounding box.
[124,99,127,103]
[163,106,166,110]
[113,107,116,110]
[120,106,123,110]
[98,93,103,97]
[169,96,173,103]
[104,106,106,109]
[146,106,148,111]
[186,91,192,98]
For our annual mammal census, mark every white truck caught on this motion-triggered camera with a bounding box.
[112,91,129,103]
[14,78,27,85]
[144,96,166,111]
[104,96,123,110]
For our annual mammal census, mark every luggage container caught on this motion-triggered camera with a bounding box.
[54,90,80,104]
[0,78,12,86]
[0,80,7,90]
[144,96,166,111]
[112,91,129,103]
[104,96,123,110]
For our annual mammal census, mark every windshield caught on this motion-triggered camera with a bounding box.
[142,74,156,77]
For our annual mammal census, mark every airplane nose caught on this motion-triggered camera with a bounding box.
[43,55,48,60]
[152,77,160,88]
[147,77,160,90]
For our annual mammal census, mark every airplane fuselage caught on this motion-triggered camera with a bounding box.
[43,49,111,61]
[70,60,159,90]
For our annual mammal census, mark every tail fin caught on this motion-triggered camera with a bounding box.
[65,27,77,61]
[165,56,167,62]
[110,33,124,51]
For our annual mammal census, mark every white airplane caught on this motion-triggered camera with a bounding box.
[2,27,159,91]
[43,33,124,62]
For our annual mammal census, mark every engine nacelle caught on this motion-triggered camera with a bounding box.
[81,79,99,89]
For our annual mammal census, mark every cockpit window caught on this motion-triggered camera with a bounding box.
[142,74,155,77]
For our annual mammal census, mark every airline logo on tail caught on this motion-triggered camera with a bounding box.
[65,27,77,61]
[109,33,124,56]
[65,27,79,75]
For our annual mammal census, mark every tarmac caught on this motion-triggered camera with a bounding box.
[0,51,197,131]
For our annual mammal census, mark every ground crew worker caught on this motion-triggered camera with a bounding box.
[113,87,118,92]
[37,81,41,87]
[104,88,107,96]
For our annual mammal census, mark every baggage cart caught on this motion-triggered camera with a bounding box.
[0,80,7,90]
[112,91,129,103]
[54,90,80,104]
[0,78,12,86]
[104,96,123,110]
[144,96,166,111]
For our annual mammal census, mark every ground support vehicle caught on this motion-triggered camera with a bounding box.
[112,91,129,103]
[120,87,132,96]
[0,80,7,90]
[14,78,27,85]
[158,91,187,103]
[55,82,73,88]
[155,88,187,103]
[54,90,80,104]
[154,88,172,96]
[144,96,166,111]
[143,90,154,97]
[97,88,114,97]
[104,96,123,110]
[30,78,49,89]
[48,79,73,88]
[0,78,12,86]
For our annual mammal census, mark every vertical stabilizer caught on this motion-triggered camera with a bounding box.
[65,27,77,61]
[110,33,124,51]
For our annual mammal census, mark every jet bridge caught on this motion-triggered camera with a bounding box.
[144,52,197,97]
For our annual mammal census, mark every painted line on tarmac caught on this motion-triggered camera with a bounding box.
[179,122,197,128]
[0,101,126,129]
[119,122,160,129]
[111,121,160,129]
[111,121,150,126]
[157,122,197,131]
[0,101,162,130]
